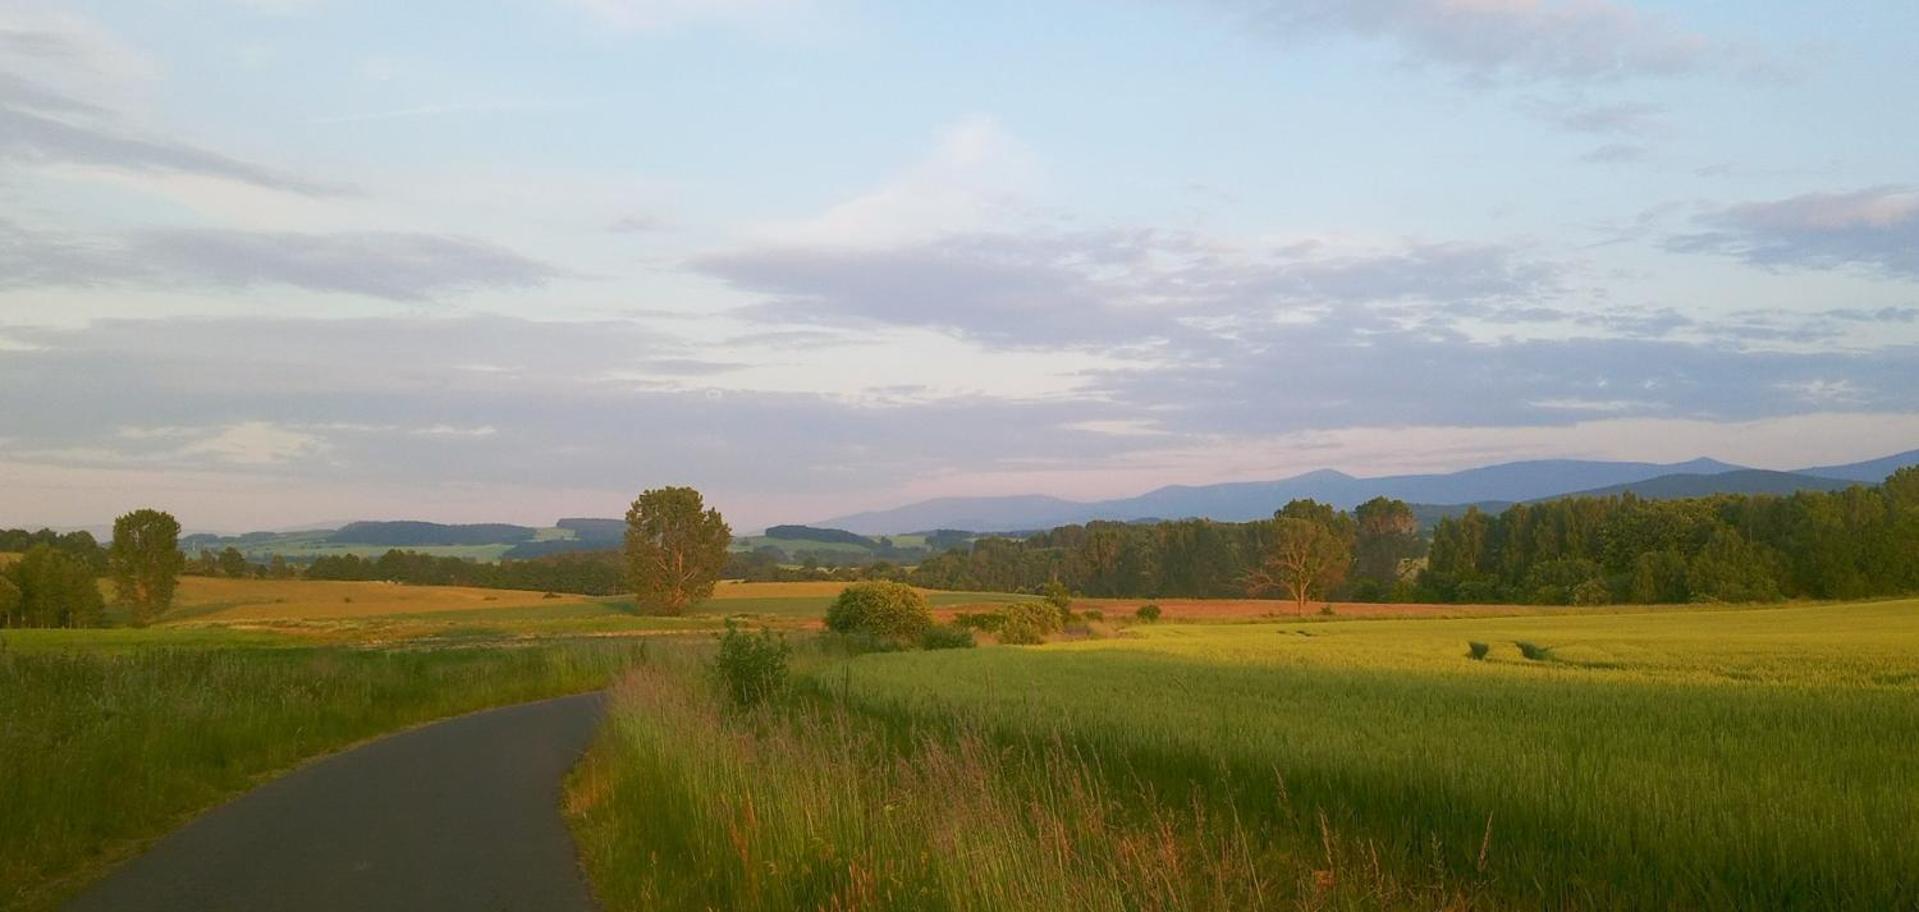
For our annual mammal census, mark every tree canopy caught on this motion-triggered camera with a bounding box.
[624,486,732,615]
[108,509,186,626]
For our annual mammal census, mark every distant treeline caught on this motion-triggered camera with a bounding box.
[305,550,627,595]
[1422,470,1919,604]
[0,528,108,571]
[909,497,1423,600]
[911,470,1919,605]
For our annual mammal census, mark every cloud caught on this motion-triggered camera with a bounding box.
[0,106,348,195]
[0,221,564,300]
[1669,186,1919,280]
[698,229,1562,349]
[1518,97,1666,135]
[1580,142,1648,163]
[1,314,1913,529]
[0,10,341,194]
[1226,0,1714,84]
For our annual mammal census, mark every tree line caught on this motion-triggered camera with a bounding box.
[2,510,183,628]
[1421,468,1919,604]
[304,549,630,595]
[910,470,1919,607]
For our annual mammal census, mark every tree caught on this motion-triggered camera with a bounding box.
[1248,514,1352,615]
[12,545,105,628]
[1353,496,1419,588]
[108,509,185,626]
[623,486,731,615]
[217,546,249,579]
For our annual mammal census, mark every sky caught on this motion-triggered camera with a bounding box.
[2,0,1917,533]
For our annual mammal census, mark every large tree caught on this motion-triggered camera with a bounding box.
[1248,513,1352,615]
[624,486,732,615]
[108,508,186,626]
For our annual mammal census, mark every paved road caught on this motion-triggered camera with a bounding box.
[67,692,605,912]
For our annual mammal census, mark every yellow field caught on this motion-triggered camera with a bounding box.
[150,577,601,622]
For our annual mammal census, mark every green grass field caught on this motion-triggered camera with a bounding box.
[571,599,1919,911]
[0,631,643,911]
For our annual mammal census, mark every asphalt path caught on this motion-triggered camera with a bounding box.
[66,691,605,912]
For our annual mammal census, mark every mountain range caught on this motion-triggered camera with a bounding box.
[815,449,1919,534]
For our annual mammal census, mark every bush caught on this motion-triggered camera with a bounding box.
[1135,603,1162,622]
[998,617,1045,645]
[920,624,977,650]
[1516,641,1552,662]
[1041,580,1073,611]
[825,581,932,642]
[1002,601,1062,634]
[1467,641,1490,661]
[1570,578,1611,606]
[1081,608,1104,622]
[950,611,1004,632]
[712,621,789,708]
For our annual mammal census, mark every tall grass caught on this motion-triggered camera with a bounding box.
[0,638,639,911]
[568,652,1492,911]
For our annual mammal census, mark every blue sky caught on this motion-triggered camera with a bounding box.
[2,0,1916,531]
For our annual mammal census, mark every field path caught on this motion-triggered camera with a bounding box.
[66,692,605,912]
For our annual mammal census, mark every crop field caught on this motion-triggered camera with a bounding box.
[572,598,1919,911]
[833,599,1919,909]
[144,576,603,622]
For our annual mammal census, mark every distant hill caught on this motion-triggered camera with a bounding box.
[1548,469,1860,501]
[1796,449,1919,483]
[327,521,537,546]
[817,457,1750,534]
[764,525,874,547]
[815,448,1919,534]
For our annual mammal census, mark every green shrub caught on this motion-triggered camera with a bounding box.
[950,611,1005,632]
[920,624,977,650]
[1467,641,1490,661]
[1041,579,1073,611]
[997,617,1044,645]
[1516,641,1552,662]
[824,581,932,642]
[1002,601,1062,634]
[1570,578,1611,606]
[712,621,789,708]
[1135,603,1162,622]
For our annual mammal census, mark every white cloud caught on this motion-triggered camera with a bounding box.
[177,422,325,465]
[758,115,1042,247]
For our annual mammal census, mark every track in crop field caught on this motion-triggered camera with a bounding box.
[66,693,605,912]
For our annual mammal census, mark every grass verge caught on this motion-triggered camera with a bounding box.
[0,635,643,911]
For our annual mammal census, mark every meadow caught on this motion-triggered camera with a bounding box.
[569,599,1919,911]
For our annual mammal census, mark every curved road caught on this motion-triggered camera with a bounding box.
[67,692,605,912]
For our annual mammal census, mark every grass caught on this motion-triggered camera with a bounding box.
[826,599,1919,910]
[570,644,1495,911]
[570,598,1919,911]
[0,634,644,910]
